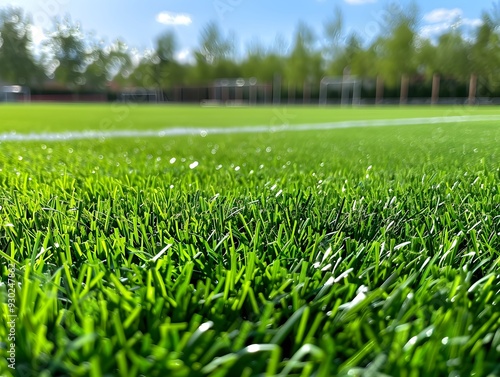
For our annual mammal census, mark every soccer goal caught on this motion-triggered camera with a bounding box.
[319,77,362,106]
[212,77,262,105]
[1,85,31,102]
[120,89,159,103]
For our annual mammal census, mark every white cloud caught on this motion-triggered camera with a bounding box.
[176,48,193,63]
[156,12,192,26]
[343,0,376,4]
[29,25,47,46]
[420,23,452,39]
[462,18,483,28]
[421,8,483,39]
[27,25,50,58]
[424,8,463,24]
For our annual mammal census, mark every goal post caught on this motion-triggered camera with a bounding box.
[1,85,31,103]
[119,89,159,103]
[212,77,263,105]
[319,77,361,106]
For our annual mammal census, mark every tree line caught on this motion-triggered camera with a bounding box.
[1,4,500,99]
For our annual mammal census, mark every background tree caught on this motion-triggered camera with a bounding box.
[83,38,109,90]
[128,49,159,88]
[193,21,237,82]
[148,31,186,96]
[469,12,500,95]
[323,6,345,71]
[84,39,133,90]
[105,40,134,86]
[47,18,88,88]
[323,8,375,79]
[0,7,42,85]
[418,31,470,81]
[285,22,323,87]
[376,3,420,87]
[240,38,285,82]
[328,32,365,76]
[259,34,288,82]
[3,4,500,101]
[240,38,266,79]
[198,21,234,64]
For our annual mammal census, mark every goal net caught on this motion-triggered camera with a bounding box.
[319,77,361,106]
[212,78,262,105]
[120,89,159,103]
[1,85,31,102]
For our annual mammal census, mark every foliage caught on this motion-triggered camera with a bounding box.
[85,39,133,90]
[46,18,88,88]
[417,32,471,81]
[375,2,420,87]
[0,7,42,85]
[469,14,500,94]
[285,22,323,86]
[2,4,500,96]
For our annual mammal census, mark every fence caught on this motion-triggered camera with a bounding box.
[13,74,500,106]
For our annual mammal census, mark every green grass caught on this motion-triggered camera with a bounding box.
[1,103,499,133]
[1,104,500,376]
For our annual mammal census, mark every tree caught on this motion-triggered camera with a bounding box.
[198,21,234,65]
[47,18,88,88]
[0,7,42,85]
[82,39,131,89]
[327,32,366,76]
[323,6,344,64]
[323,8,374,78]
[418,31,470,81]
[376,2,420,87]
[192,21,237,82]
[240,38,286,82]
[128,31,190,100]
[240,38,266,79]
[152,31,185,88]
[469,12,500,95]
[105,40,134,85]
[156,31,177,63]
[83,39,108,90]
[128,49,160,88]
[285,22,323,87]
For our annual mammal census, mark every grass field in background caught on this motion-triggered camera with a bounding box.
[1,104,500,376]
[2,103,500,133]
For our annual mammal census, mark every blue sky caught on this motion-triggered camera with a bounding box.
[4,0,496,62]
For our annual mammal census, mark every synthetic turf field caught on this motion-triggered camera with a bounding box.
[1,104,499,376]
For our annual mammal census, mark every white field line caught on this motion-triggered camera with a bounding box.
[1,115,500,142]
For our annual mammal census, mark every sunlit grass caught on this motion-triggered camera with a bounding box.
[0,105,500,376]
[2,103,500,133]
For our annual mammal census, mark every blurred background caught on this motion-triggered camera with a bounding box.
[1,0,499,105]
